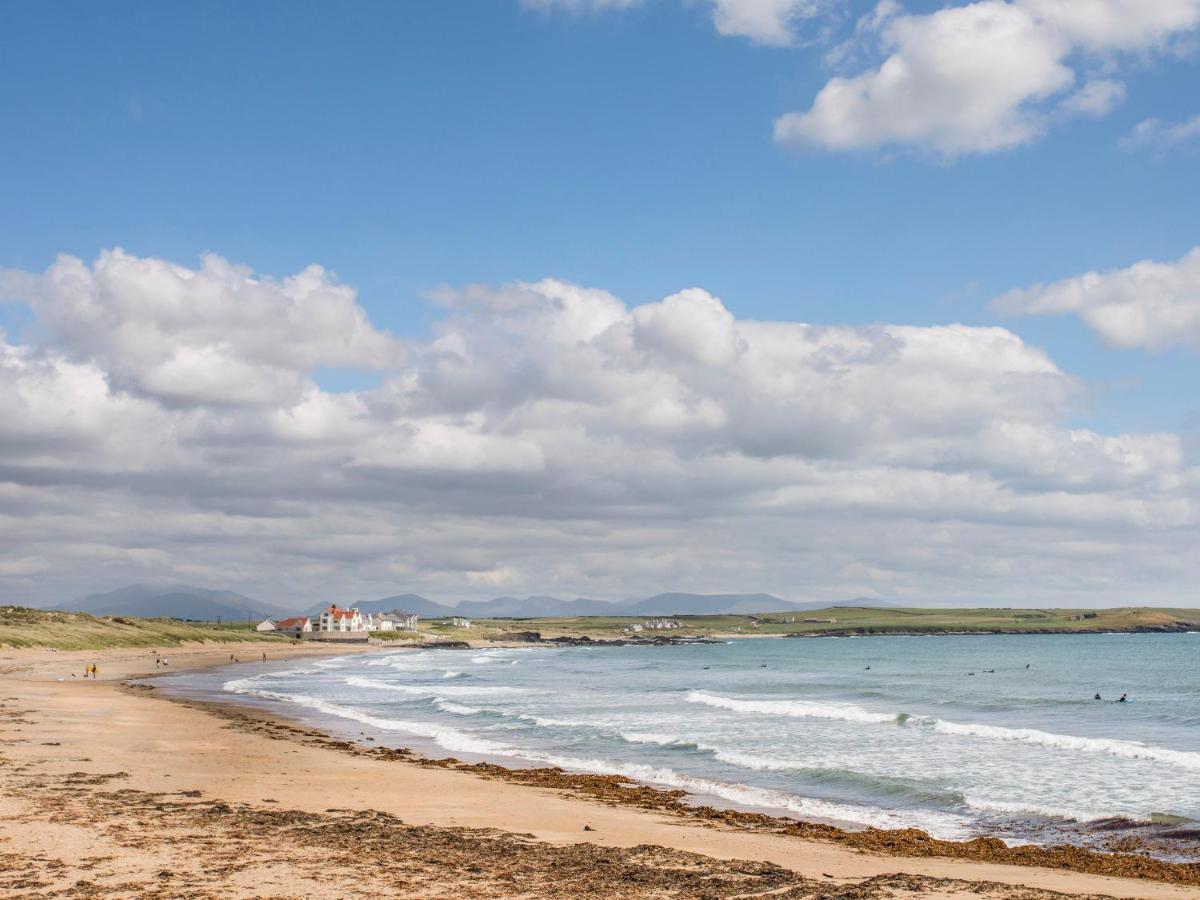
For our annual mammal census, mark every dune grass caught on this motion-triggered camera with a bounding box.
[0,606,295,650]
[464,606,1200,639]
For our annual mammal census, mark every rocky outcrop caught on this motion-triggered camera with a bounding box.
[499,631,543,642]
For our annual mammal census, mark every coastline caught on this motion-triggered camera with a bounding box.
[2,643,1198,898]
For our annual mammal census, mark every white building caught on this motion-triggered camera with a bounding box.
[317,605,365,632]
[255,619,278,632]
[378,611,419,631]
[644,619,681,630]
[451,616,472,628]
[275,616,313,638]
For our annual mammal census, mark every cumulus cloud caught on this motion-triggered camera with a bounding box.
[1,250,1197,607]
[523,0,830,45]
[775,0,1200,156]
[709,0,828,45]
[1121,112,1200,156]
[995,245,1200,350]
[0,249,404,408]
[1056,78,1126,118]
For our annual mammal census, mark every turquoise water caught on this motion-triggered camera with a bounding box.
[176,634,1200,850]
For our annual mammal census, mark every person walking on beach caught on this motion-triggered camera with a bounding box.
[262,652,267,663]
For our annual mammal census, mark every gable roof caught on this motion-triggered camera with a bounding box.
[276,616,309,628]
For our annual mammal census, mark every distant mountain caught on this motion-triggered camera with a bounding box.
[349,591,799,618]
[45,584,889,622]
[51,584,286,621]
[453,595,621,618]
[304,594,456,618]
[625,592,794,615]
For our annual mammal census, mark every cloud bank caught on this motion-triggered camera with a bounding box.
[775,0,1200,157]
[996,245,1200,350]
[1,251,1196,607]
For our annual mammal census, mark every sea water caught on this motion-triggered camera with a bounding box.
[167,633,1200,853]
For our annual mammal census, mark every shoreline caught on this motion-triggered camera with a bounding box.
[2,643,1198,898]
[154,655,1200,886]
[155,653,1200,862]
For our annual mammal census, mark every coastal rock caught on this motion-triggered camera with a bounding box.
[499,631,543,642]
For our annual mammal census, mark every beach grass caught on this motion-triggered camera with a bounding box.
[368,630,425,641]
[458,606,1200,640]
[0,606,295,650]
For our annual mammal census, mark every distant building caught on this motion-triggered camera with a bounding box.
[255,619,278,632]
[451,616,472,628]
[643,619,681,630]
[317,605,364,633]
[377,611,419,631]
[275,616,312,638]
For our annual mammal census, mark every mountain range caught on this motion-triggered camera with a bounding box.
[47,584,899,620]
[50,583,289,621]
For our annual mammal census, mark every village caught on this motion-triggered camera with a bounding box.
[253,604,463,643]
[254,605,692,643]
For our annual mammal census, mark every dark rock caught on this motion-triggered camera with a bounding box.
[499,631,543,642]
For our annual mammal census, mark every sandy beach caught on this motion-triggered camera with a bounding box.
[1,643,1197,899]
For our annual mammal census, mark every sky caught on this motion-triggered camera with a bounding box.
[1,0,1199,607]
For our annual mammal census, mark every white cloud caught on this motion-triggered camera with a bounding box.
[1,250,1197,607]
[995,246,1200,351]
[0,249,404,408]
[776,0,1200,157]
[522,0,830,45]
[1056,78,1126,118]
[1121,112,1200,155]
[709,0,827,46]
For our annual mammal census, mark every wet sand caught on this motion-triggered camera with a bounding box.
[1,643,1197,899]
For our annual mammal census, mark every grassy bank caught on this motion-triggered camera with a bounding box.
[0,606,295,650]
[458,606,1200,640]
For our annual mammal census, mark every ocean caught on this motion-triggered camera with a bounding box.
[163,633,1200,856]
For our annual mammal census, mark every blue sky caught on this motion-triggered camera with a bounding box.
[3,2,1197,354]
[1,1,1198,605]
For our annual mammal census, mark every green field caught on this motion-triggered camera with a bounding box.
[4,605,1196,651]
[455,606,1200,640]
[0,606,296,650]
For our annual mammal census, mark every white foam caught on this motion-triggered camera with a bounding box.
[962,793,1109,824]
[618,731,812,774]
[442,670,462,679]
[517,750,973,840]
[225,684,509,755]
[927,719,1200,771]
[687,690,896,725]
[434,699,483,716]
[344,675,527,697]
[687,690,1200,772]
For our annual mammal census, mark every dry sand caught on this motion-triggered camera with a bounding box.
[1,643,1197,899]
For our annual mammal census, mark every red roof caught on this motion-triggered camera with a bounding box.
[277,617,309,628]
[326,607,357,619]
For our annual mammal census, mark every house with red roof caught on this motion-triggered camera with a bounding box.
[316,605,364,633]
[275,616,313,638]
